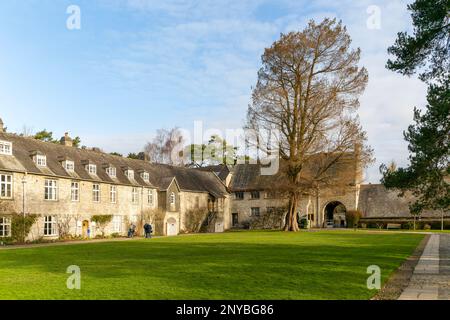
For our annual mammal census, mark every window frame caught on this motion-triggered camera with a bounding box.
[251,207,260,217]
[0,173,13,199]
[43,216,58,237]
[126,170,134,180]
[0,217,11,237]
[141,172,150,182]
[169,192,176,206]
[112,215,122,233]
[110,185,117,204]
[86,164,97,175]
[71,181,80,202]
[250,191,260,199]
[235,192,244,200]
[0,141,12,155]
[64,160,75,172]
[147,189,154,206]
[35,154,47,167]
[92,183,101,202]
[44,179,58,201]
[106,167,116,178]
[131,187,139,204]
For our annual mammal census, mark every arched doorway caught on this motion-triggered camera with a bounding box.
[324,202,346,228]
[166,217,178,236]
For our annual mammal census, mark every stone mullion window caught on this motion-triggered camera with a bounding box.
[0,174,13,199]
[44,179,58,201]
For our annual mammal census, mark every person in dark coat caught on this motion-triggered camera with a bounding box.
[144,223,153,239]
[128,223,136,238]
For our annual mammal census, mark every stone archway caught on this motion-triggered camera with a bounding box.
[324,202,347,228]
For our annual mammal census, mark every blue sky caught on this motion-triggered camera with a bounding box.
[0,0,427,182]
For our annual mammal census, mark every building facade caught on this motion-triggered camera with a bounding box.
[0,125,230,241]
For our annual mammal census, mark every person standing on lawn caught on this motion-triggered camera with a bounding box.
[144,223,153,238]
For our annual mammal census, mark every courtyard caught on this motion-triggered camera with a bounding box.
[0,231,424,300]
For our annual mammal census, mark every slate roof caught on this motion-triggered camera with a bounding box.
[194,164,231,181]
[0,132,228,196]
[229,153,358,192]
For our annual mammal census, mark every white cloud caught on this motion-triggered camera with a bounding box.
[93,0,425,183]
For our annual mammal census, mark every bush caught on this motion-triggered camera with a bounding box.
[91,215,113,237]
[10,214,38,244]
[299,218,308,229]
[345,210,362,228]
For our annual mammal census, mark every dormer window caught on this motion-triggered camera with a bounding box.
[86,164,97,175]
[35,155,47,167]
[0,141,12,155]
[64,160,75,172]
[125,169,134,180]
[141,171,150,182]
[106,167,116,178]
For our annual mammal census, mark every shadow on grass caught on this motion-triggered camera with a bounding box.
[0,231,424,300]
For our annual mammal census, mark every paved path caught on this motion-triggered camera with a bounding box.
[0,236,159,250]
[399,234,450,300]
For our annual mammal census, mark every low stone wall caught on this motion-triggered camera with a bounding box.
[358,184,443,219]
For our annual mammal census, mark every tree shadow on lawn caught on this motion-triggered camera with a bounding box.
[0,233,423,300]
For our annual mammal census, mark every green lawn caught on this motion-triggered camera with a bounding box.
[0,231,424,300]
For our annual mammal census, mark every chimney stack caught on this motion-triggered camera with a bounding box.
[0,118,4,133]
[60,132,73,147]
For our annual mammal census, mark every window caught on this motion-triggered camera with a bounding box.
[44,180,57,201]
[35,155,47,167]
[251,207,260,217]
[141,172,150,182]
[43,216,57,236]
[169,192,176,205]
[232,213,239,227]
[267,207,276,214]
[0,174,13,199]
[64,160,75,172]
[235,192,244,200]
[132,187,139,204]
[265,191,276,199]
[112,216,122,233]
[126,170,134,180]
[92,184,100,202]
[0,141,12,155]
[147,189,154,206]
[110,185,117,203]
[86,164,97,175]
[71,182,79,202]
[251,191,260,199]
[0,217,11,237]
[106,167,116,178]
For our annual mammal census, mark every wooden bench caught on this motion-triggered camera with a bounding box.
[386,223,401,230]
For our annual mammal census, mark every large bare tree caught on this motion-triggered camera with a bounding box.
[144,128,185,165]
[246,18,372,231]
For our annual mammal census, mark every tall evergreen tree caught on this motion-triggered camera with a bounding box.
[382,0,449,224]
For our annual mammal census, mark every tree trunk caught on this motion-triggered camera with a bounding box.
[284,192,300,232]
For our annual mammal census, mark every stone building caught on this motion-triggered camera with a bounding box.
[0,116,447,241]
[224,150,363,229]
[0,124,229,240]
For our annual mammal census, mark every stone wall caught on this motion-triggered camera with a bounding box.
[5,172,158,240]
[358,184,444,219]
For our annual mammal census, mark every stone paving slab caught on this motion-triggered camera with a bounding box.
[399,234,450,300]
